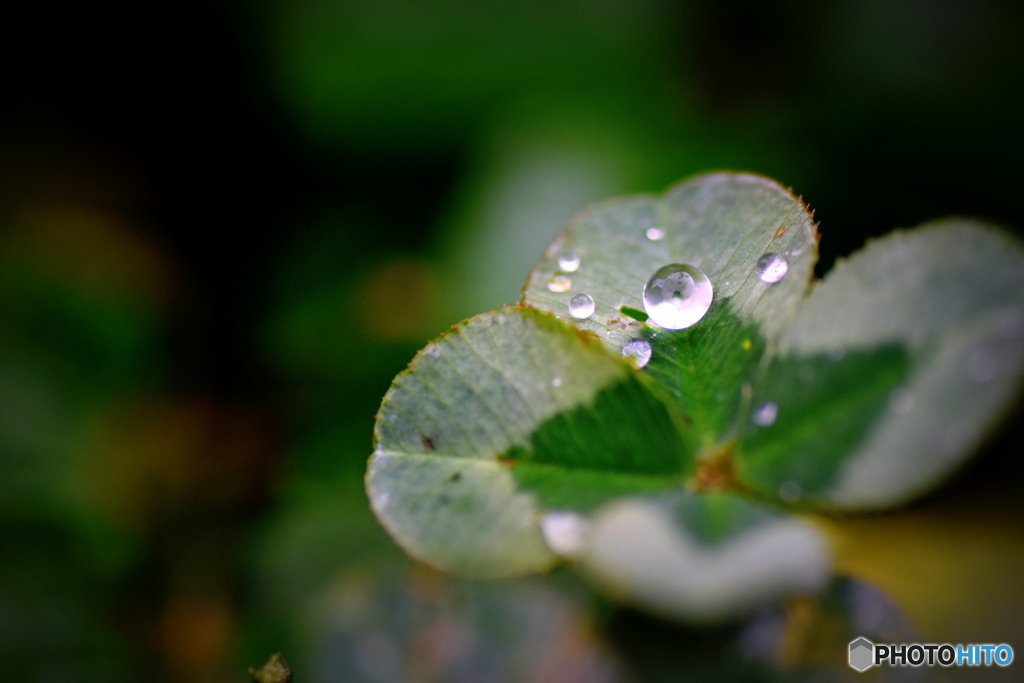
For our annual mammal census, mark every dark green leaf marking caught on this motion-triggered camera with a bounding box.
[734,346,912,499]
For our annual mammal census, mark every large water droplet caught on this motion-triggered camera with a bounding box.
[752,402,778,427]
[756,253,789,283]
[540,511,589,557]
[548,274,572,292]
[622,339,652,368]
[568,293,595,318]
[646,227,665,241]
[558,253,580,272]
[642,263,713,329]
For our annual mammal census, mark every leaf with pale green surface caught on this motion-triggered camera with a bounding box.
[521,174,1024,508]
[752,220,1024,507]
[523,173,819,453]
[367,306,692,578]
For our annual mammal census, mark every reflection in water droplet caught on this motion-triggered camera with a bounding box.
[622,339,652,368]
[568,293,595,318]
[752,402,778,427]
[540,511,589,557]
[756,253,789,283]
[888,387,915,415]
[642,263,713,329]
[551,377,562,388]
[779,480,802,503]
[558,253,580,272]
[548,274,572,292]
[967,350,999,383]
[646,227,665,241]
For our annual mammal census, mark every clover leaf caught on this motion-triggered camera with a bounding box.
[367,172,1024,618]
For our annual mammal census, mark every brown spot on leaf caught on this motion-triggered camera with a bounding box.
[688,442,740,494]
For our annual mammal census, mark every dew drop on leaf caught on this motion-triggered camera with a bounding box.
[622,339,652,368]
[540,511,589,557]
[645,227,665,241]
[752,402,778,427]
[642,264,713,329]
[551,376,562,387]
[568,293,595,319]
[558,253,580,272]
[548,274,572,292]
[756,253,789,283]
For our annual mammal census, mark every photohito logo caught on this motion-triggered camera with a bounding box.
[849,638,1014,671]
[849,637,874,672]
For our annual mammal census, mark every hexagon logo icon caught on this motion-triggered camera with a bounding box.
[849,637,875,672]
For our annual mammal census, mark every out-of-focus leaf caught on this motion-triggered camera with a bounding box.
[577,493,829,621]
[304,571,626,683]
[746,221,1024,507]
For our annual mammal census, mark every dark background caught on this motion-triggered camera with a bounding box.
[2,0,1023,681]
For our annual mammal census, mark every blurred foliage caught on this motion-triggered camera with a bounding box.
[1,0,1023,680]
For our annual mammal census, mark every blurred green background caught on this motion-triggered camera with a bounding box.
[2,0,1024,681]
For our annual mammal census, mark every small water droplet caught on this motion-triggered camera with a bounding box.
[642,263,713,329]
[551,376,562,388]
[778,480,802,503]
[568,293,595,318]
[756,253,789,284]
[558,253,580,272]
[752,402,778,427]
[967,349,999,383]
[888,387,915,415]
[646,227,665,241]
[622,339,652,368]
[548,274,572,292]
[425,346,441,359]
[540,511,589,557]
